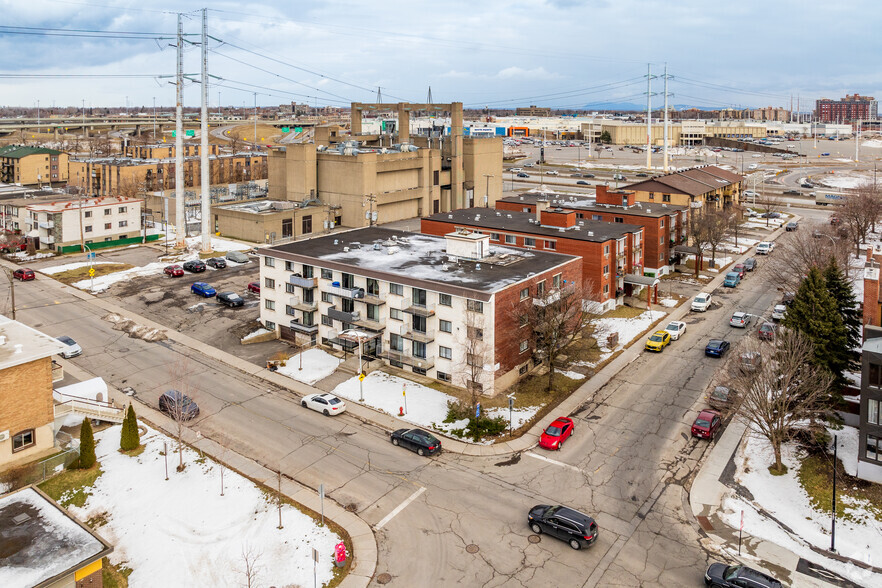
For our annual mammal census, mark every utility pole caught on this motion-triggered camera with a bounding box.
[36,100,40,131]
[174,13,185,247]
[663,63,670,173]
[152,97,156,139]
[855,120,861,163]
[365,194,377,226]
[200,8,211,253]
[4,269,15,320]
[483,174,493,207]
[82,99,86,140]
[253,92,257,149]
[646,63,653,170]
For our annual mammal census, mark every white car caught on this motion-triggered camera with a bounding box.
[729,311,750,328]
[743,190,759,198]
[301,393,347,416]
[510,167,523,173]
[756,241,774,255]
[771,304,787,321]
[56,336,82,359]
[546,170,559,176]
[524,163,535,168]
[691,293,712,312]
[748,163,758,170]
[664,321,687,341]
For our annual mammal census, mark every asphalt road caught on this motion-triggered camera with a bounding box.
[2,227,798,587]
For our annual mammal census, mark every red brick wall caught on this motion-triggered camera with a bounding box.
[539,209,576,228]
[865,249,881,328]
[595,185,635,206]
[496,200,535,214]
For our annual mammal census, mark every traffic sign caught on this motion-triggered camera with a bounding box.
[185,129,195,137]
[358,373,366,382]
[171,131,176,137]
[88,267,96,277]
[282,126,290,132]
[294,126,303,133]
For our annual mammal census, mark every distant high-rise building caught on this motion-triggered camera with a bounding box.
[815,94,878,123]
[515,105,552,117]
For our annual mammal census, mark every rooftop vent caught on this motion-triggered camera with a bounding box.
[13,344,22,354]
[645,208,651,213]
[12,513,30,525]
[587,231,594,236]
[475,264,481,270]
[343,247,349,252]
[448,214,453,219]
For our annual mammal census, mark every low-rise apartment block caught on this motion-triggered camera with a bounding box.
[622,165,743,214]
[0,145,69,187]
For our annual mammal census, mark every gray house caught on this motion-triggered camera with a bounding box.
[858,337,882,482]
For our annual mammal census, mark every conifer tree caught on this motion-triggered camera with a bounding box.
[77,418,96,469]
[823,259,861,373]
[120,404,140,451]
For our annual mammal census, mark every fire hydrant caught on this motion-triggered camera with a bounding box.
[334,541,348,568]
[399,406,404,416]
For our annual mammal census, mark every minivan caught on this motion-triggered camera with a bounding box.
[723,272,740,287]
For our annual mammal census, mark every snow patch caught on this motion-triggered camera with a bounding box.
[275,348,343,386]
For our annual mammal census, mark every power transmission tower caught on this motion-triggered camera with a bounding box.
[427,86,433,104]
[376,87,383,103]
[645,64,658,170]
[174,13,185,248]
[662,64,672,173]
[200,8,211,253]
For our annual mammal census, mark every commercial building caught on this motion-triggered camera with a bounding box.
[515,105,552,117]
[816,94,878,123]
[578,120,768,146]
[496,186,688,277]
[621,165,743,214]
[421,206,645,311]
[256,227,582,396]
[211,199,338,243]
[0,145,69,187]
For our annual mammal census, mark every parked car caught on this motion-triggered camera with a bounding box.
[159,390,200,420]
[756,242,774,255]
[691,409,722,440]
[771,304,786,321]
[705,339,731,358]
[732,263,746,278]
[729,311,750,328]
[190,282,216,297]
[760,212,781,219]
[517,172,530,178]
[692,292,712,312]
[247,281,260,294]
[56,335,82,359]
[524,162,535,168]
[216,291,244,307]
[576,180,590,185]
[723,272,741,288]
[538,417,575,450]
[390,428,441,456]
[0,240,27,253]
[164,264,184,277]
[704,562,783,588]
[225,251,250,263]
[12,268,35,281]
[664,321,687,341]
[636,172,648,177]
[613,173,626,180]
[301,393,347,416]
[758,322,777,341]
[739,351,763,373]
[206,257,227,269]
[645,330,672,352]
[743,190,759,199]
[821,152,830,156]
[830,216,841,226]
[742,258,756,271]
[182,259,207,273]
[527,504,598,550]
[785,221,798,231]
[707,386,736,411]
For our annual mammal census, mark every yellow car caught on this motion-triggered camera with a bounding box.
[644,330,672,352]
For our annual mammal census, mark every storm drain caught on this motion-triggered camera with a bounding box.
[376,573,392,584]
[527,535,541,544]
[465,544,479,554]
[344,503,358,512]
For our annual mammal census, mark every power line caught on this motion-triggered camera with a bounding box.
[0,74,172,78]
[211,78,351,105]
[0,25,184,37]
[675,76,791,100]
[466,76,647,107]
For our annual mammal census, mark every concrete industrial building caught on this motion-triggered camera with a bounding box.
[515,105,552,117]
[578,120,768,146]
[256,227,582,396]
[124,143,219,159]
[211,199,338,243]
[816,94,878,123]
[0,145,69,187]
[621,166,743,214]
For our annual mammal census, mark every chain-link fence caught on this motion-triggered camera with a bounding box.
[0,446,80,493]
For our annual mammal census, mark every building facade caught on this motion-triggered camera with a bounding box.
[816,94,878,123]
[621,165,743,215]
[257,227,582,396]
[515,105,552,117]
[0,145,69,187]
[212,199,338,243]
[859,338,882,483]
[124,143,219,159]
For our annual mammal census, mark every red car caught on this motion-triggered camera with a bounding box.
[12,268,35,281]
[732,263,746,278]
[758,322,777,341]
[538,417,575,450]
[247,281,260,293]
[691,409,721,440]
[164,264,184,277]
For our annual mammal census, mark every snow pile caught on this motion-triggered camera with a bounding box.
[241,327,272,342]
[557,369,587,380]
[9,251,54,261]
[103,313,167,341]
[827,425,861,477]
[67,426,341,588]
[40,261,115,274]
[862,139,882,148]
[73,261,168,293]
[820,175,871,190]
[333,371,451,428]
[276,348,343,386]
[591,309,666,357]
[485,405,541,427]
[659,298,678,308]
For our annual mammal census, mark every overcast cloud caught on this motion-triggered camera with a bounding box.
[0,0,877,110]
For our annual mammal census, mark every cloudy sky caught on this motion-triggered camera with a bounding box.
[1,0,878,111]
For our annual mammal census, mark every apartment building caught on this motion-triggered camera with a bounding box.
[124,143,219,159]
[257,227,582,396]
[0,145,69,187]
[816,94,878,123]
[497,186,688,277]
[622,165,743,214]
[421,207,645,312]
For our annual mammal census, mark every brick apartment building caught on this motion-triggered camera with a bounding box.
[257,227,582,396]
[0,145,69,187]
[422,207,646,312]
[621,165,744,214]
[124,142,219,159]
[816,94,878,123]
[497,186,688,277]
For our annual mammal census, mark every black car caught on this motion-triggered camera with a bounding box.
[582,173,595,178]
[705,339,731,358]
[704,562,782,587]
[801,182,814,189]
[391,428,441,456]
[785,221,798,231]
[783,189,801,195]
[158,390,200,420]
[206,257,227,269]
[708,386,736,411]
[742,257,756,271]
[527,504,598,550]
[182,260,207,273]
[636,172,648,177]
[760,212,781,219]
[217,291,244,307]
[576,180,590,185]
[517,172,530,178]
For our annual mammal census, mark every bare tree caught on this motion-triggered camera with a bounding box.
[168,357,200,472]
[773,222,852,291]
[236,542,263,588]
[758,190,785,227]
[228,130,243,153]
[731,330,834,474]
[457,308,490,411]
[116,177,142,200]
[839,185,882,253]
[694,207,732,269]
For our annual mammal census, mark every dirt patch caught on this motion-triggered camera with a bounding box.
[52,263,133,285]
[104,313,168,342]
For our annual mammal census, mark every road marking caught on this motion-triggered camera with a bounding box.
[374,486,426,530]
[525,452,582,472]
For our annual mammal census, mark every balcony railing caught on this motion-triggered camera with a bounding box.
[324,283,365,299]
[327,306,361,323]
[289,275,317,289]
[289,319,318,334]
[39,221,54,229]
[399,324,435,342]
[379,348,435,369]
[288,297,317,312]
[359,291,386,305]
[351,316,386,331]
[401,302,435,317]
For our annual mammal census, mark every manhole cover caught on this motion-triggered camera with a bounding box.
[528,535,541,544]
[465,544,479,554]
[376,573,392,584]
[344,503,358,512]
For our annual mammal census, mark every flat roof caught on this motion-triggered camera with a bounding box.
[25,196,142,213]
[0,487,112,587]
[259,227,579,296]
[425,207,643,242]
[500,193,686,217]
[0,315,68,370]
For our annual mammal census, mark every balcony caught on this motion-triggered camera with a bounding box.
[289,274,317,288]
[379,348,435,370]
[359,291,386,305]
[39,220,54,229]
[289,319,318,334]
[51,360,64,383]
[288,297,317,312]
[324,283,365,299]
[351,316,386,331]
[327,306,361,323]
[399,324,435,343]
[401,302,435,317]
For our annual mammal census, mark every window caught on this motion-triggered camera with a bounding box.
[505,235,516,244]
[519,315,528,327]
[869,399,880,425]
[367,303,380,321]
[412,288,427,307]
[265,299,275,310]
[282,218,293,239]
[12,429,35,453]
[467,326,483,340]
[520,287,529,301]
[104,208,112,216]
[321,268,332,280]
[367,278,380,296]
[439,293,452,307]
[437,371,451,382]
[648,192,655,200]
[301,215,313,234]
[604,244,610,256]
[660,218,665,228]
[603,264,609,275]
[84,210,92,218]
[342,273,355,288]
[867,435,880,461]
[286,305,296,316]
[467,299,483,313]
[321,291,333,303]
[285,261,296,272]
[412,366,427,376]
[544,240,556,250]
[591,214,602,221]
[104,237,112,242]
[265,320,275,330]
[302,289,314,304]
[519,340,528,353]
[286,283,296,293]
[603,284,609,294]
[519,364,528,375]
[85,225,92,233]
[491,233,500,241]
[265,277,275,289]
[662,194,671,203]
[412,341,427,359]
[614,217,624,223]
[537,281,545,296]
[439,346,452,360]
[302,265,314,278]
[265,256,275,267]
[524,237,536,247]
[119,220,128,228]
[390,283,404,296]
[119,206,127,213]
[553,274,561,289]
[104,223,112,230]
[390,308,404,321]
[439,319,452,333]
[322,315,333,326]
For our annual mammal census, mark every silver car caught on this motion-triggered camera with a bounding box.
[225,251,250,264]
[56,336,82,359]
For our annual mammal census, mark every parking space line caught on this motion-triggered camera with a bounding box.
[374,486,426,530]
[525,452,582,473]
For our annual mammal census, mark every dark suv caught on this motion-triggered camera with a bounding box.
[158,390,200,420]
[704,562,782,587]
[527,504,598,550]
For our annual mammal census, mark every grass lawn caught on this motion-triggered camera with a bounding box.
[198,250,228,259]
[102,558,133,588]
[37,464,103,508]
[52,264,133,285]
[798,452,882,523]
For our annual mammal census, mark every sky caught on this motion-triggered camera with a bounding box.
[0,0,879,111]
